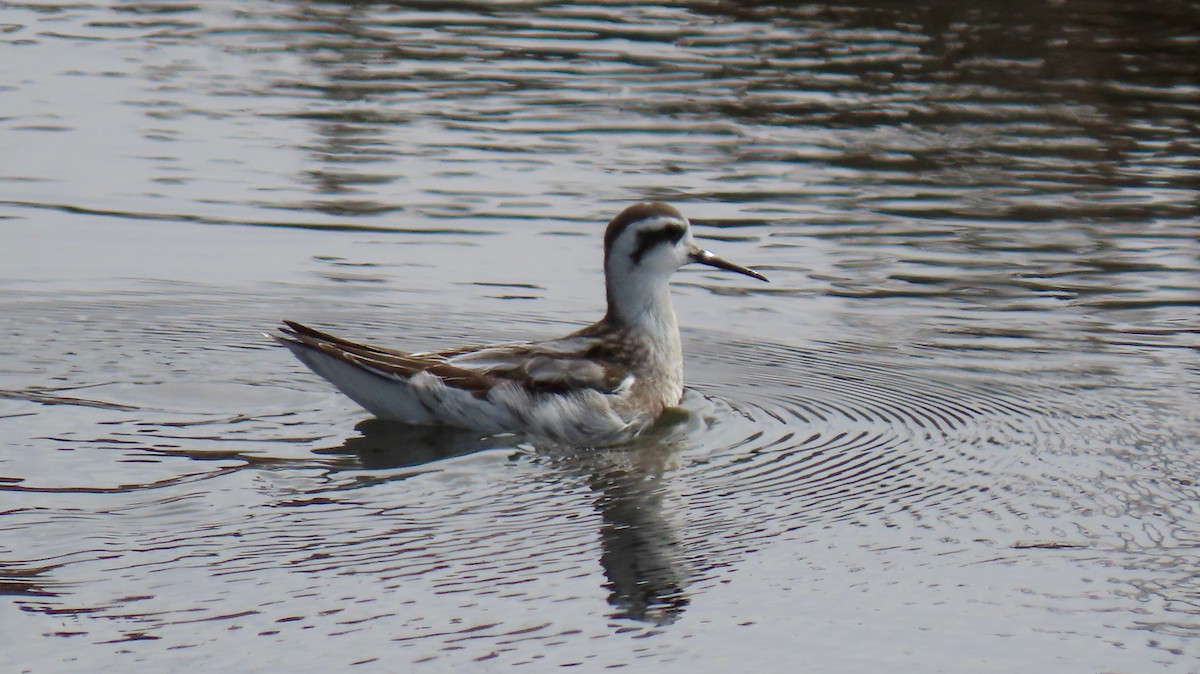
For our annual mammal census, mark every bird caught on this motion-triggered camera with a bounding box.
[273,202,767,445]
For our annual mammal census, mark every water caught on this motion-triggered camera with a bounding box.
[2,0,1199,671]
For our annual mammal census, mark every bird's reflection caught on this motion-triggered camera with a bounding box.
[315,417,519,469]
[549,432,692,625]
[319,414,694,625]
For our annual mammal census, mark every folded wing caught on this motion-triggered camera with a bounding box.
[276,321,631,398]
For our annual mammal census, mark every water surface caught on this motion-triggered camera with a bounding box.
[2,1,1199,671]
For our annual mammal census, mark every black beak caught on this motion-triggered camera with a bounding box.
[689,247,769,282]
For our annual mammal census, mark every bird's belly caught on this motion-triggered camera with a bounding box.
[485,384,656,444]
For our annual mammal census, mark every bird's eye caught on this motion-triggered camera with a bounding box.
[631,223,687,264]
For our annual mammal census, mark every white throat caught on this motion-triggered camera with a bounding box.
[605,264,680,339]
[603,260,685,404]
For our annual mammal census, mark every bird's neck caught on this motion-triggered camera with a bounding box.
[601,272,684,413]
[605,272,680,347]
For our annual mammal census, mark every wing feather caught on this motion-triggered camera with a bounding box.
[277,322,495,396]
[276,321,630,398]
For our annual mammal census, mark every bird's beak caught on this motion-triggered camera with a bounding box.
[689,247,769,282]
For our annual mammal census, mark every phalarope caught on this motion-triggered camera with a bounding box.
[274,202,767,444]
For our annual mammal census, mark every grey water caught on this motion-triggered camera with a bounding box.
[2,0,1199,671]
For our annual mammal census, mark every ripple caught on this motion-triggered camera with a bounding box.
[4,0,1200,668]
[3,288,1198,668]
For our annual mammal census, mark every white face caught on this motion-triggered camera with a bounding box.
[607,215,694,281]
[601,204,766,322]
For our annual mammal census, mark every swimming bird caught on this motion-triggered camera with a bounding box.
[274,202,767,444]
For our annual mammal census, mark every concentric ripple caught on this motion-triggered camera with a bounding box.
[3,288,1197,669]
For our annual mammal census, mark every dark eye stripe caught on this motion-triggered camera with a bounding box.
[631,223,686,264]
